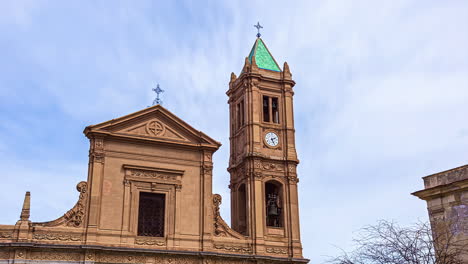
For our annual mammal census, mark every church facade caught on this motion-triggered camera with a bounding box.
[0,37,308,264]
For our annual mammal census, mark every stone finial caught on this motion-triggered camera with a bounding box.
[20,191,30,221]
[283,62,291,75]
[251,54,258,70]
[242,57,251,73]
[230,72,237,83]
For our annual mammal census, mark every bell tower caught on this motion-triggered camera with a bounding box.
[227,36,303,258]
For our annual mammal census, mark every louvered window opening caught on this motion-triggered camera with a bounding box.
[138,192,165,237]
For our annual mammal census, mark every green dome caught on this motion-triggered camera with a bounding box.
[248,38,281,72]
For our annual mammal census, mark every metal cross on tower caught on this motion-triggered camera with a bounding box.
[152,83,164,105]
[254,22,263,38]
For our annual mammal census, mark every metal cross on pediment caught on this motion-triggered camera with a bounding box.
[152,84,164,105]
[254,22,263,38]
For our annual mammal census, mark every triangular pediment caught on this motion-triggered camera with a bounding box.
[84,105,220,149]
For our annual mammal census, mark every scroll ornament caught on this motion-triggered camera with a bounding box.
[34,181,88,228]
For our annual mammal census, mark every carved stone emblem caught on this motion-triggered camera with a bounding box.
[135,237,165,246]
[146,120,165,136]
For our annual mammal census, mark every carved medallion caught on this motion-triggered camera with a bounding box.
[146,120,165,136]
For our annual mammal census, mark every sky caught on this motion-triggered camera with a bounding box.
[0,0,467,263]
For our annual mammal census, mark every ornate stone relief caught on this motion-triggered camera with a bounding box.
[146,120,165,136]
[203,165,213,175]
[262,162,284,172]
[91,138,105,164]
[287,176,299,184]
[0,250,9,259]
[213,194,244,239]
[123,119,189,142]
[0,232,12,239]
[254,172,264,180]
[135,237,165,246]
[288,164,296,174]
[30,250,82,261]
[34,181,88,228]
[266,247,287,255]
[128,169,178,181]
[33,233,82,242]
[97,253,147,263]
[214,244,252,254]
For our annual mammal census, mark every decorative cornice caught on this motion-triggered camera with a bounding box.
[0,243,311,263]
[412,178,468,201]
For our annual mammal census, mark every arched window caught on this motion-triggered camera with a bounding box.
[265,181,283,228]
[237,184,248,235]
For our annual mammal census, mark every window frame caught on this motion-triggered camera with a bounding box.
[137,192,166,237]
[261,94,280,124]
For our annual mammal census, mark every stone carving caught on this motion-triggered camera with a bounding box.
[266,247,287,255]
[98,253,147,263]
[213,194,244,239]
[0,250,9,259]
[213,194,227,237]
[128,169,178,181]
[93,152,105,163]
[34,181,88,228]
[146,120,165,136]
[85,251,96,261]
[262,162,284,172]
[214,244,252,253]
[16,251,25,258]
[287,176,299,184]
[254,159,262,169]
[94,138,104,150]
[254,172,264,180]
[33,233,82,241]
[91,138,105,163]
[0,232,12,239]
[30,250,82,261]
[203,165,213,175]
[135,237,165,246]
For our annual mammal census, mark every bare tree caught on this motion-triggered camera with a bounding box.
[327,220,466,264]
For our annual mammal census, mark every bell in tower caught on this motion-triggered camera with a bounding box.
[226,27,303,258]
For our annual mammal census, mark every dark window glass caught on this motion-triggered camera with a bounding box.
[272,97,279,123]
[240,100,245,125]
[237,100,245,129]
[138,192,165,237]
[263,96,270,122]
[237,184,248,235]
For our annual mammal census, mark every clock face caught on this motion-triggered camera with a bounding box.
[265,132,279,147]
